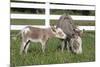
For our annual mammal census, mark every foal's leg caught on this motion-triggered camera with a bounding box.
[24,40,30,54]
[20,35,28,54]
[40,37,48,53]
[20,40,26,54]
[40,40,47,53]
[41,41,46,53]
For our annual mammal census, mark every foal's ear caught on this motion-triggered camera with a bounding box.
[51,26,56,32]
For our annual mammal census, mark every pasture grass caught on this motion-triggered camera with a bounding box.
[11,19,95,26]
[10,31,95,67]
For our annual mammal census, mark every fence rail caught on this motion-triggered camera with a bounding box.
[11,2,95,10]
[14,0,95,6]
[11,14,95,21]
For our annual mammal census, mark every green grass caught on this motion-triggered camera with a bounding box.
[10,31,95,67]
[11,19,95,26]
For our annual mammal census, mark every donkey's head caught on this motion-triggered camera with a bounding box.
[51,26,66,39]
[70,35,82,54]
[70,28,83,54]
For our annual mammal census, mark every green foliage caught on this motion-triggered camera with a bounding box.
[10,31,95,67]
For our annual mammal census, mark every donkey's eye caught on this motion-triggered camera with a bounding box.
[58,32,63,36]
[58,32,62,34]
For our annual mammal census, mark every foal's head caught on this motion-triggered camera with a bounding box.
[51,26,66,39]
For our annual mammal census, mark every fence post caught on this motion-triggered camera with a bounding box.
[45,1,50,27]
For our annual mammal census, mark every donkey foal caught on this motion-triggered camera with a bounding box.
[20,26,66,54]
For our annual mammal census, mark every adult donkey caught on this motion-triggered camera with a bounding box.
[56,14,82,54]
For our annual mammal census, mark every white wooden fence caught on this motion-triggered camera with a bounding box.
[10,0,95,30]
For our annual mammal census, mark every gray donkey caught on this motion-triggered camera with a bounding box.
[56,14,82,54]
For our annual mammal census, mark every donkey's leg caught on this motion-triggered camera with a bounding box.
[67,41,70,52]
[67,38,72,52]
[20,40,26,54]
[20,34,28,54]
[24,40,30,54]
[70,39,75,53]
[61,40,65,52]
[41,41,46,53]
[42,43,46,53]
[64,39,68,50]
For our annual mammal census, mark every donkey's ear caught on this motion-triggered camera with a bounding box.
[73,28,83,37]
[51,26,56,32]
[79,29,84,36]
[77,30,83,37]
[51,24,57,28]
